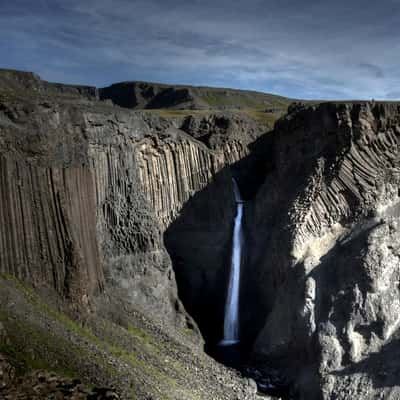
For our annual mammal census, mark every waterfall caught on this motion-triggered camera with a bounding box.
[220,179,243,346]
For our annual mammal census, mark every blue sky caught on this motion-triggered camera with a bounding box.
[1,0,400,99]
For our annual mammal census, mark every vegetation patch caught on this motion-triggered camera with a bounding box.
[0,275,202,399]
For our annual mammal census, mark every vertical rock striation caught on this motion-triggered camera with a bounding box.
[247,102,400,399]
[0,157,102,304]
[0,72,190,328]
[134,133,226,229]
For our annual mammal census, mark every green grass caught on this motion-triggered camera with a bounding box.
[0,275,119,379]
[242,109,285,127]
[0,274,103,346]
[127,322,153,342]
[199,92,282,109]
[0,310,84,379]
[141,107,285,127]
[141,109,211,118]
[0,274,200,400]
[188,85,292,110]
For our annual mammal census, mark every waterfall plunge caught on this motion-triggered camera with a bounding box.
[220,179,243,346]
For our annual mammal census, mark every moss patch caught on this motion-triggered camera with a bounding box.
[0,275,202,399]
[241,109,284,127]
[0,310,83,379]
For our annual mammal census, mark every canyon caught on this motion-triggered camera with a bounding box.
[0,69,399,400]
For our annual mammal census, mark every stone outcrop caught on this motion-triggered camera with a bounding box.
[245,102,400,399]
[100,81,209,110]
[180,112,265,151]
[0,68,98,100]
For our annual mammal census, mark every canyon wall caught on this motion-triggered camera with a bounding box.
[247,102,400,399]
[0,157,102,305]
[0,72,188,330]
[0,70,262,339]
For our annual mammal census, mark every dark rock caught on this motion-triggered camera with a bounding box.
[247,102,400,399]
[0,353,15,390]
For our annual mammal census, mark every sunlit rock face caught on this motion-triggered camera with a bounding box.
[0,71,188,330]
[0,158,102,305]
[247,102,400,399]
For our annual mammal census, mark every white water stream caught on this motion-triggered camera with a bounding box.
[220,179,243,346]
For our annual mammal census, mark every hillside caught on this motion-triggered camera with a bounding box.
[99,80,292,111]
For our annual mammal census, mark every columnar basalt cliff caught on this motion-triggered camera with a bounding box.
[246,102,400,399]
[134,133,226,228]
[0,82,182,326]
[131,123,259,341]
[0,158,102,305]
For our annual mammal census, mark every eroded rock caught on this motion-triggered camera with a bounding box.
[248,102,400,399]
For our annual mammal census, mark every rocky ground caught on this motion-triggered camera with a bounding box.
[0,274,269,400]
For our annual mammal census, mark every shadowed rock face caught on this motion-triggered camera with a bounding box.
[246,102,400,399]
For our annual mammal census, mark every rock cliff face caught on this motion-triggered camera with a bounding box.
[246,102,400,399]
[0,70,188,328]
[0,158,102,305]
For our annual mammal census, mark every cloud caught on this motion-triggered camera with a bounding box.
[359,63,385,78]
[385,90,400,99]
[1,0,400,99]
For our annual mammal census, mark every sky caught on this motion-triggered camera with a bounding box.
[1,0,400,100]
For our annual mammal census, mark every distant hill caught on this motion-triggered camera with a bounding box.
[99,81,292,112]
[0,68,98,100]
[0,69,295,131]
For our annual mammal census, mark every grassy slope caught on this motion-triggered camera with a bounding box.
[192,87,291,110]
[139,84,294,131]
[101,79,294,129]
[0,275,250,400]
[140,108,286,132]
